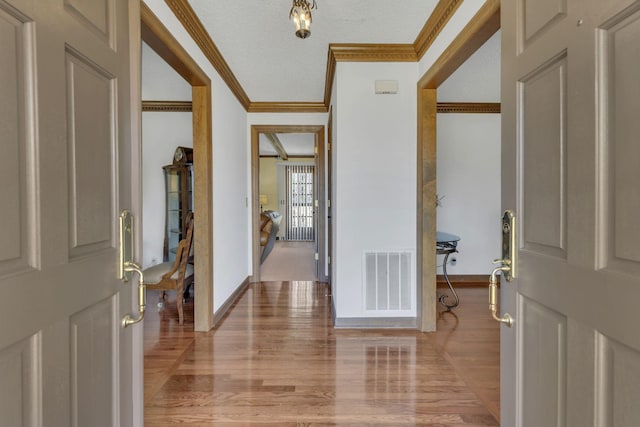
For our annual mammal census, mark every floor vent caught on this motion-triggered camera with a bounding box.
[364,251,413,311]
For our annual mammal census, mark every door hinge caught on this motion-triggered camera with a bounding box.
[314,252,319,261]
[314,145,318,154]
[328,143,331,151]
[314,199,319,208]
[328,256,331,265]
[327,199,331,208]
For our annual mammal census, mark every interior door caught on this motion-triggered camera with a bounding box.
[501,0,640,424]
[0,0,138,425]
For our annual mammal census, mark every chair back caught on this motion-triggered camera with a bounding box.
[177,211,194,280]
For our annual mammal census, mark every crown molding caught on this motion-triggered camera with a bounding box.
[164,0,498,113]
[142,100,193,112]
[323,44,417,108]
[414,0,463,59]
[329,44,418,62]
[165,0,251,110]
[437,102,501,114]
[248,102,327,113]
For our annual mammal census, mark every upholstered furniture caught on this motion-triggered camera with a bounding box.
[260,211,281,263]
[145,212,194,325]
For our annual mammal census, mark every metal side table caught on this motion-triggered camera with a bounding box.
[436,231,460,311]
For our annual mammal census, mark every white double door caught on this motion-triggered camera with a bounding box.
[501,0,640,425]
[0,0,140,425]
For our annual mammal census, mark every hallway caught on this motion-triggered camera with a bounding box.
[144,284,499,425]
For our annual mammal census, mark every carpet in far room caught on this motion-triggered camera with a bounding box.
[260,241,316,281]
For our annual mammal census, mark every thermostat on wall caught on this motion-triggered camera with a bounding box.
[375,80,398,94]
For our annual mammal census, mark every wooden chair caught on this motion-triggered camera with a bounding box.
[144,212,194,325]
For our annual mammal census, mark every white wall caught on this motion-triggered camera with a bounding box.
[333,62,418,318]
[435,31,501,275]
[145,0,250,315]
[141,43,192,268]
[435,114,501,273]
[330,73,339,306]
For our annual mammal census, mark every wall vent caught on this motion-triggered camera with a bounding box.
[374,80,398,94]
[364,251,413,311]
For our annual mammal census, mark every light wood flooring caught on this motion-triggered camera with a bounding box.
[144,284,499,426]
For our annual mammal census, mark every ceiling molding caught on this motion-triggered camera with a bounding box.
[264,134,289,160]
[324,44,417,108]
[329,44,418,62]
[248,102,327,113]
[418,0,500,89]
[165,0,251,110]
[142,100,193,112]
[414,0,463,59]
[161,0,498,114]
[437,102,501,114]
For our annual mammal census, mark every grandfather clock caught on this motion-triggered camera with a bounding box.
[163,146,193,262]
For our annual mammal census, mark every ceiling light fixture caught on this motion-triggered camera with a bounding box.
[289,0,317,39]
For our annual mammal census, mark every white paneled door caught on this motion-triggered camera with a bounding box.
[501,0,640,425]
[0,0,138,425]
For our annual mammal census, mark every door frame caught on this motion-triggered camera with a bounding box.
[416,0,500,331]
[141,5,214,331]
[326,107,333,287]
[250,125,327,283]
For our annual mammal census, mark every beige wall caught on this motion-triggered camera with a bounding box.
[259,158,279,212]
[259,157,315,214]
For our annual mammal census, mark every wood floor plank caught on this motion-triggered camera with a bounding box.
[144,284,500,425]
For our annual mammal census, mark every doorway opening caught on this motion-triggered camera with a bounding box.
[141,4,214,332]
[416,1,500,332]
[251,125,327,283]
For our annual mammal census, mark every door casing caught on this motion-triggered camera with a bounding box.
[250,125,327,283]
[141,4,214,331]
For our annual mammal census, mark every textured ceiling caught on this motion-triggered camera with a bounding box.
[188,0,438,102]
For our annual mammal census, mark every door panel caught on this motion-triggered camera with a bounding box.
[603,6,640,272]
[70,295,118,427]
[0,0,137,425]
[66,49,115,257]
[521,54,567,258]
[64,0,114,45]
[522,0,567,43]
[502,0,640,425]
[519,296,567,427]
[0,333,39,426]
[596,335,640,425]
[0,3,33,275]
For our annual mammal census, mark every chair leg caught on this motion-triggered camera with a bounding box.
[176,289,184,325]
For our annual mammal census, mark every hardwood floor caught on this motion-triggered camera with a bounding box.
[144,283,499,426]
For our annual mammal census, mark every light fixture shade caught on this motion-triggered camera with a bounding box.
[290,0,316,39]
[259,195,268,205]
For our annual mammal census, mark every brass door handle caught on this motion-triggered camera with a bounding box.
[489,265,513,327]
[121,262,146,328]
[118,210,146,328]
[487,210,517,327]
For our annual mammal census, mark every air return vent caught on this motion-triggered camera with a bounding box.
[364,251,413,312]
